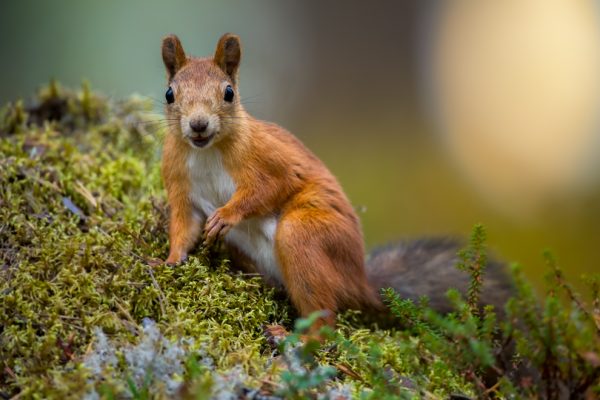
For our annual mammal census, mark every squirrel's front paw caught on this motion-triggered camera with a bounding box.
[203,208,239,245]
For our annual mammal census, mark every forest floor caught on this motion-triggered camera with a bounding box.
[1,83,598,399]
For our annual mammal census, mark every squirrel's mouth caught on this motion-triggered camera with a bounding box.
[189,133,215,148]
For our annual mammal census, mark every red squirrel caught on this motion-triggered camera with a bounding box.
[160,33,513,328]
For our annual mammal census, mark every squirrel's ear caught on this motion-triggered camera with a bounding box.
[162,34,187,81]
[214,33,241,83]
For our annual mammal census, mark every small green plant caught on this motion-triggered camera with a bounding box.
[456,224,488,318]
[384,225,600,399]
[276,311,473,399]
[276,312,338,399]
[504,253,600,399]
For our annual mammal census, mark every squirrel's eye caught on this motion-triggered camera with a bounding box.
[165,87,175,104]
[224,85,234,102]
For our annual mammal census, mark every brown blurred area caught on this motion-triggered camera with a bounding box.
[1,1,599,293]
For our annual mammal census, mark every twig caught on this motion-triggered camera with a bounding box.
[335,363,364,382]
[114,299,140,334]
[483,380,501,396]
[546,253,600,335]
[146,266,168,317]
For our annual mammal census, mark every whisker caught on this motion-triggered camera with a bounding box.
[136,94,168,106]
[134,117,179,123]
[134,111,171,115]
[141,118,180,122]
[239,94,263,102]
[134,120,180,125]
[133,121,178,129]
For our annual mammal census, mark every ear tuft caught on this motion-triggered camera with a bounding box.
[162,34,187,81]
[214,33,241,83]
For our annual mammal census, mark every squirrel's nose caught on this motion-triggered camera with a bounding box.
[189,119,209,133]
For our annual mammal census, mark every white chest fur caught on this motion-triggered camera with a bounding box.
[187,148,236,217]
[186,149,283,284]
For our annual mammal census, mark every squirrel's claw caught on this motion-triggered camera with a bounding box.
[203,210,232,246]
[164,250,187,266]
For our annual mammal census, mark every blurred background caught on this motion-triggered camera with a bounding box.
[1,1,599,294]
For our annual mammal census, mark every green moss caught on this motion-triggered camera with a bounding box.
[0,83,474,399]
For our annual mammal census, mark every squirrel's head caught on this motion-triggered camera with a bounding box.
[161,33,242,149]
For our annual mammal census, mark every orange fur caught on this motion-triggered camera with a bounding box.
[160,33,382,327]
[161,133,201,264]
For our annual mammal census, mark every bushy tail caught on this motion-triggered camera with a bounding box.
[365,238,514,316]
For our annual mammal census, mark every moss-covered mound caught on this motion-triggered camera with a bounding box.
[0,83,475,399]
